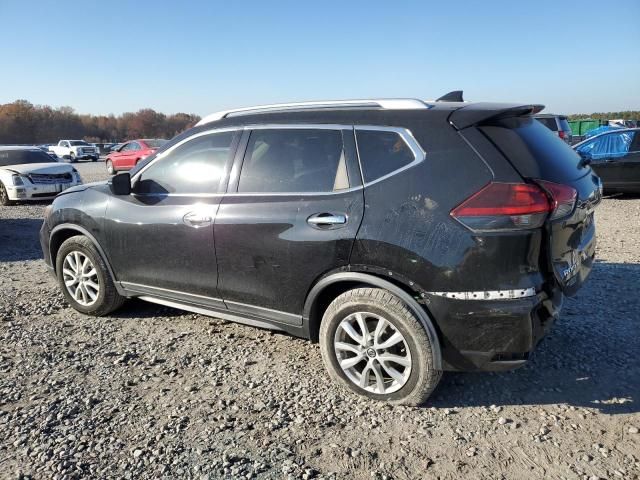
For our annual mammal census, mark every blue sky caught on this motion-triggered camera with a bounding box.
[1,0,638,116]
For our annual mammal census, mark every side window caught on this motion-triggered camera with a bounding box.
[135,130,236,195]
[131,142,142,151]
[120,143,132,152]
[577,131,635,161]
[355,129,417,183]
[238,129,348,193]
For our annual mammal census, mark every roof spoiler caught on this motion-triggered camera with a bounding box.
[448,102,545,130]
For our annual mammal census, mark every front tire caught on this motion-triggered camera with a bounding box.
[56,235,125,316]
[0,182,14,206]
[69,152,77,163]
[106,160,116,175]
[319,288,441,406]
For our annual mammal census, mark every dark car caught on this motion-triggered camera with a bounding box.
[574,128,640,193]
[40,95,602,405]
[535,114,573,144]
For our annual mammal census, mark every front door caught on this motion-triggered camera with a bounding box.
[214,126,364,325]
[583,130,640,191]
[103,129,240,306]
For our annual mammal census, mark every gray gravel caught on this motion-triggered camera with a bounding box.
[1,161,639,479]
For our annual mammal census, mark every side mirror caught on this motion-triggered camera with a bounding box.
[110,172,131,195]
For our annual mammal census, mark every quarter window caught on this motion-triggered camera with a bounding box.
[135,131,236,195]
[238,129,348,193]
[355,129,417,183]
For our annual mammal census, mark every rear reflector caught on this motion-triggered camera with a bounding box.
[451,182,550,232]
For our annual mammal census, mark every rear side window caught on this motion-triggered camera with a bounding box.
[238,129,348,193]
[355,129,416,183]
[136,131,236,195]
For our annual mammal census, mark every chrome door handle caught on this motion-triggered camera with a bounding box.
[183,211,212,228]
[307,213,347,229]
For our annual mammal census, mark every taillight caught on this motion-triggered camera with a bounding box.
[451,181,578,232]
[451,182,551,232]
[535,180,577,220]
[558,130,566,139]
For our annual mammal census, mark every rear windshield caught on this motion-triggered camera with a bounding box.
[535,117,558,131]
[0,149,54,167]
[144,139,168,149]
[70,141,89,146]
[481,117,588,183]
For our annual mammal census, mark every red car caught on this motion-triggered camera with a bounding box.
[105,139,168,174]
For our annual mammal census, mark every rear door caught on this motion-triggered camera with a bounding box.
[480,118,602,296]
[111,142,132,169]
[214,125,364,325]
[124,141,142,169]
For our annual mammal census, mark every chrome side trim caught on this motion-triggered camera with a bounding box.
[427,288,537,301]
[138,296,285,332]
[354,126,426,187]
[223,185,363,198]
[196,99,430,126]
[243,123,352,130]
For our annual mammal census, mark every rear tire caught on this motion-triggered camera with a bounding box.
[56,235,125,316]
[0,182,14,206]
[319,288,441,406]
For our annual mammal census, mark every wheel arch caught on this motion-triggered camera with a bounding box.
[50,224,123,294]
[303,271,442,370]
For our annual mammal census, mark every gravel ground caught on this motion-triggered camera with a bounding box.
[1,161,639,480]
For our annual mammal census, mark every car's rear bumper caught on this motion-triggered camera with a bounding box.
[426,286,563,371]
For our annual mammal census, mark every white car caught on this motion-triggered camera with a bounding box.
[49,140,99,162]
[0,146,83,205]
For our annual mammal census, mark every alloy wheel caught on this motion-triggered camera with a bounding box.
[62,250,100,306]
[334,312,412,394]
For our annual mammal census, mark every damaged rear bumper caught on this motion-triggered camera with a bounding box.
[426,287,563,372]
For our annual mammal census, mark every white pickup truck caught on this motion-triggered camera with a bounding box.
[49,140,99,162]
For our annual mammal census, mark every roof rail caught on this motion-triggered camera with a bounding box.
[195,99,430,126]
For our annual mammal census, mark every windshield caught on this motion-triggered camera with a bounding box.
[69,141,89,146]
[144,139,168,149]
[0,149,55,167]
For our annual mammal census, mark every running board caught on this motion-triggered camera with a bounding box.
[138,295,286,332]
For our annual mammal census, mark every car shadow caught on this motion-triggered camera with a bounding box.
[0,217,45,262]
[431,261,640,415]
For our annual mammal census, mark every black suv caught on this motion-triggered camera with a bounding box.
[40,94,602,405]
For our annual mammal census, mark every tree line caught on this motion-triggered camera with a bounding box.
[568,111,640,120]
[1,99,637,145]
[0,100,201,145]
